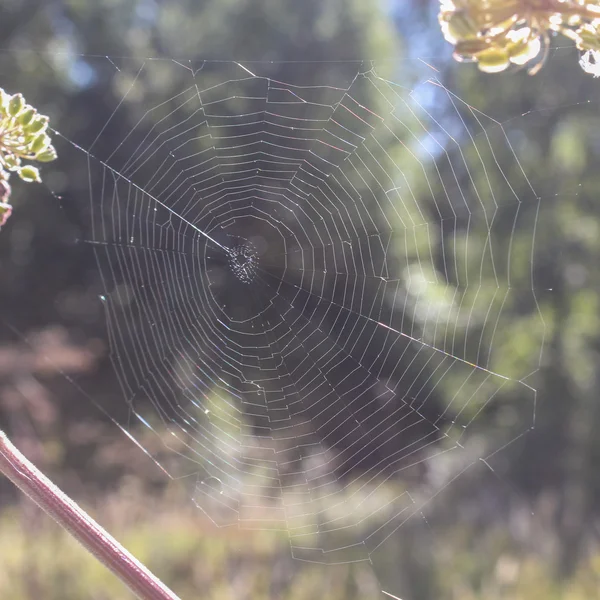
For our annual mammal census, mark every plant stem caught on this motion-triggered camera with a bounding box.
[0,430,182,600]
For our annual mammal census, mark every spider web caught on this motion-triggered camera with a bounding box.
[53,57,542,566]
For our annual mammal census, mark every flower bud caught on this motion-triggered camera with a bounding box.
[18,165,41,183]
[25,115,49,134]
[441,10,479,44]
[0,178,11,202]
[476,47,511,73]
[577,25,600,51]
[17,107,36,126]
[0,89,9,112]
[454,39,490,61]
[3,155,21,171]
[30,133,50,154]
[36,146,57,162]
[8,93,25,117]
[0,203,12,227]
[508,38,541,66]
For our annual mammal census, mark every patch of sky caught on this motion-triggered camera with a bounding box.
[46,6,98,89]
[134,0,158,27]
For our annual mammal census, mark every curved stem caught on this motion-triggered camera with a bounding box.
[0,430,182,600]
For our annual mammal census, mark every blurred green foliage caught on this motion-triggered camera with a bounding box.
[1,1,600,600]
[0,490,381,600]
[1,483,599,600]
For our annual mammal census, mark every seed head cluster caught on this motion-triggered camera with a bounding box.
[0,88,57,225]
[439,0,600,75]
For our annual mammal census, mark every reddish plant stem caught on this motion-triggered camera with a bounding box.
[0,430,181,600]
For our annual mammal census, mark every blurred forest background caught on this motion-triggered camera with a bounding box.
[1,1,600,599]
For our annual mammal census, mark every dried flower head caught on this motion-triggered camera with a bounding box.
[0,88,57,226]
[439,0,600,75]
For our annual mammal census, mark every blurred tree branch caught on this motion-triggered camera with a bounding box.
[0,430,182,600]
